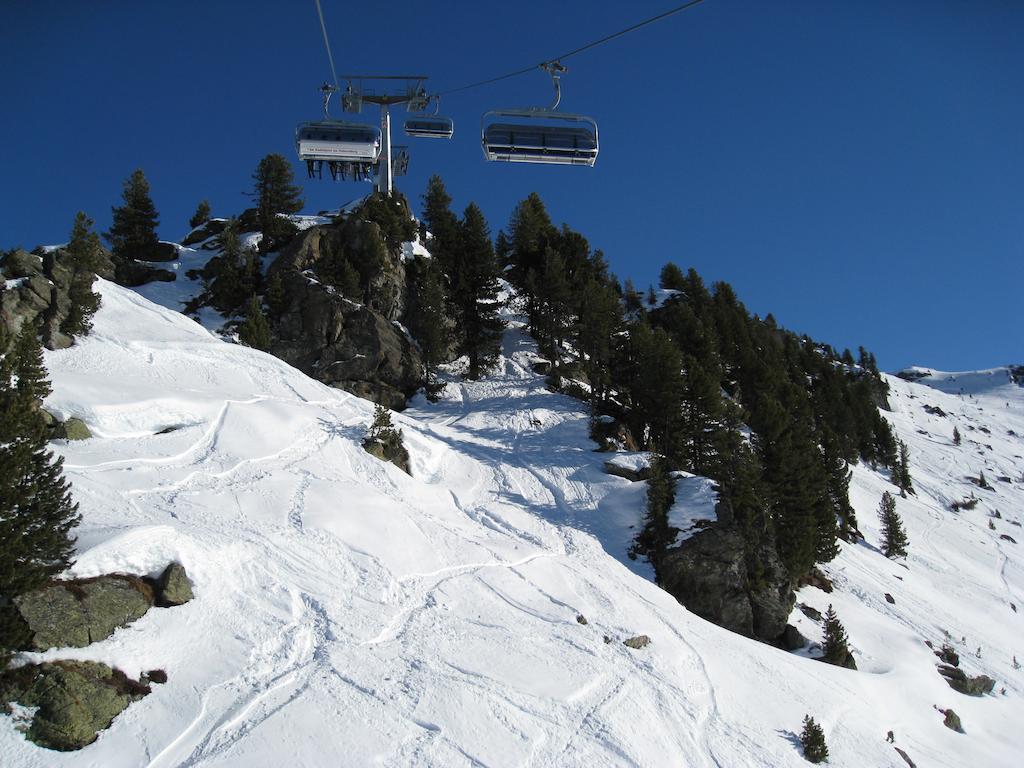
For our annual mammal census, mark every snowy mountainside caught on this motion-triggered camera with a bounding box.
[1,281,1023,766]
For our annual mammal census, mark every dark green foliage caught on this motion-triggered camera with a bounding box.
[953,426,961,446]
[800,715,829,763]
[633,455,677,561]
[362,404,410,473]
[265,273,286,318]
[878,491,909,558]
[189,200,212,230]
[891,440,913,497]
[0,325,80,658]
[659,262,686,291]
[238,296,271,351]
[421,175,460,273]
[203,220,259,315]
[60,212,103,339]
[105,169,159,260]
[357,192,417,253]
[821,604,850,666]
[621,323,685,462]
[575,278,621,410]
[318,242,362,301]
[405,258,449,400]
[251,154,303,251]
[366,403,402,445]
[451,203,504,380]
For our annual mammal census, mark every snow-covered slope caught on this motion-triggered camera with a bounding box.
[2,281,1022,767]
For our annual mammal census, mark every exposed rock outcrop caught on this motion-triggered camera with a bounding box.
[13,575,154,650]
[937,665,996,696]
[657,526,795,644]
[1,247,112,351]
[266,218,423,407]
[0,661,150,751]
[623,635,651,650]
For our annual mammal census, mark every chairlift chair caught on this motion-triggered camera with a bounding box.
[404,94,454,139]
[481,62,598,166]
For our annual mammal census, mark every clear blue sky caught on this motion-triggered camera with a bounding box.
[2,0,1021,372]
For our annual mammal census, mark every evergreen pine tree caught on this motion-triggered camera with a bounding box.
[451,203,504,380]
[800,715,829,763]
[953,426,961,446]
[406,257,449,399]
[208,220,245,313]
[877,491,909,558]
[265,273,286,318]
[252,153,303,251]
[821,604,850,666]
[634,454,676,562]
[534,248,573,378]
[822,430,857,540]
[105,168,160,260]
[658,262,686,291]
[238,295,271,351]
[61,212,103,339]
[366,403,402,445]
[575,278,622,410]
[0,324,80,656]
[189,200,212,229]
[625,324,685,463]
[891,440,913,497]
[421,175,459,271]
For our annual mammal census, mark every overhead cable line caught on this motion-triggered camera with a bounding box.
[314,0,340,92]
[438,0,708,97]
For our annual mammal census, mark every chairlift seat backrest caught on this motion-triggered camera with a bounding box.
[481,110,598,166]
[404,115,454,139]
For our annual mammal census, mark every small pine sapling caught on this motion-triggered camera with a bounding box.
[953,426,961,446]
[190,199,212,229]
[877,491,909,558]
[800,715,829,763]
[821,604,852,667]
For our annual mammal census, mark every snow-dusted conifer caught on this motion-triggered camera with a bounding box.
[800,715,828,763]
[821,604,850,666]
[878,491,909,558]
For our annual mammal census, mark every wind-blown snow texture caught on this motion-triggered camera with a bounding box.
[2,281,1022,766]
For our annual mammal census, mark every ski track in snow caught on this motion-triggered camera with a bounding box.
[1,280,1022,767]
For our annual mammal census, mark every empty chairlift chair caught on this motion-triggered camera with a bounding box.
[404,115,454,139]
[480,61,598,167]
[482,112,598,166]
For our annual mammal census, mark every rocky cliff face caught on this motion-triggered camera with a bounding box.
[266,217,423,409]
[0,247,112,352]
[656,521,795,645]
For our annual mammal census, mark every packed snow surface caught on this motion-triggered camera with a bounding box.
[2,281,1022,766]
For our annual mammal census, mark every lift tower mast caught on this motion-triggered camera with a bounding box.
[340,75,428,196]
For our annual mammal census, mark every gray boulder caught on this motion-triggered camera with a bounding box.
[363,436,412,475]
[14,575,154,650]
[658,526,794,644]
[941,708,964,733]
[623,635,651,650]
[0,661,150,751]
[52,417,92,441]
[937,665,996,696]
[155,562,194,606]
[780,624,806,651]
